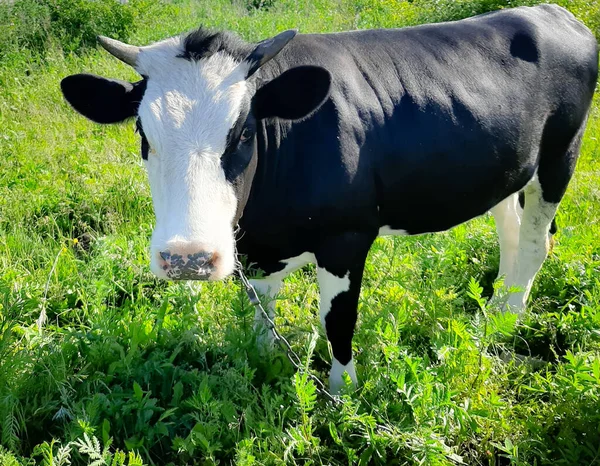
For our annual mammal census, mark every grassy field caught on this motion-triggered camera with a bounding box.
[0,0,599,464]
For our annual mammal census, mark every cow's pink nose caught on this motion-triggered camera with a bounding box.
[158,250,216,280]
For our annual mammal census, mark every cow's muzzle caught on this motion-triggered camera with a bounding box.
[157,250,217,280]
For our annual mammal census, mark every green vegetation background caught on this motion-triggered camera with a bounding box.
[0,0,599,464]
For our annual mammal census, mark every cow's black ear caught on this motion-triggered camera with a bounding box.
[60,73,146,124]
[253,66,331,121]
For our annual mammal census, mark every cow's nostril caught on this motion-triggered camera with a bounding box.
[188,251,213,265]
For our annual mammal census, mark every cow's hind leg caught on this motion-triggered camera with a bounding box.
[507,176,558,312]
[490,192,522,288]
[507,123,584,312]
[315,232,375,393]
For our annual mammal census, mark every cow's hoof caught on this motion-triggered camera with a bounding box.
[489,289,526,316]
[329,359,357,394]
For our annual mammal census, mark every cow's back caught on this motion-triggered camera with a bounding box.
[243,5,597,240]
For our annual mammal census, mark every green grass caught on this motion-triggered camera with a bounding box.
[0,0,599,464]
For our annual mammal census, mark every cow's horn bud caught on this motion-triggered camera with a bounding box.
[98,36,140,68]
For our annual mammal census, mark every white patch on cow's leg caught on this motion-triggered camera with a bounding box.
[330,358,357,393]
[490,193,521,287]
[250,252,315,347]
[507,177,558,312]
[316,267,354,393]
[249,276,282,347]
[316,268,350,329]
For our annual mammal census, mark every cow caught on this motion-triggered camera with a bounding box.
[60,4,598,392]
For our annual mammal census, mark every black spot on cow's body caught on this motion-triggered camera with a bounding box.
[180,28,252,62]
[510,31,539,63]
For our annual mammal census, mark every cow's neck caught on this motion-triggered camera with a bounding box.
[237,117,296,240]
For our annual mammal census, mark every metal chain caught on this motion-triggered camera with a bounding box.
[236,268,341,405]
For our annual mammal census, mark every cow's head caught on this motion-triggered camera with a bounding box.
[61,29,331,281]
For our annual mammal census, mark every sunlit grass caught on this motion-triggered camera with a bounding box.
[0,0,599,464]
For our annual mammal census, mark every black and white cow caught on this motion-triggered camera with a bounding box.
[60,5,598,392]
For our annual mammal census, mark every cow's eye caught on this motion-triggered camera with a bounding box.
[240,127,254,143]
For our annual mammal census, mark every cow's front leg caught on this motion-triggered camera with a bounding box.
[315,232,375,393]
[249,252,315,347]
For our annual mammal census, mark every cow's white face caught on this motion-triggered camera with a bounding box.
[136,38,251,280]
[60,28,331,281]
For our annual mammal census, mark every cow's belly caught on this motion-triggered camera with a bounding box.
[373,114,541,234]
[376,160,536,235]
